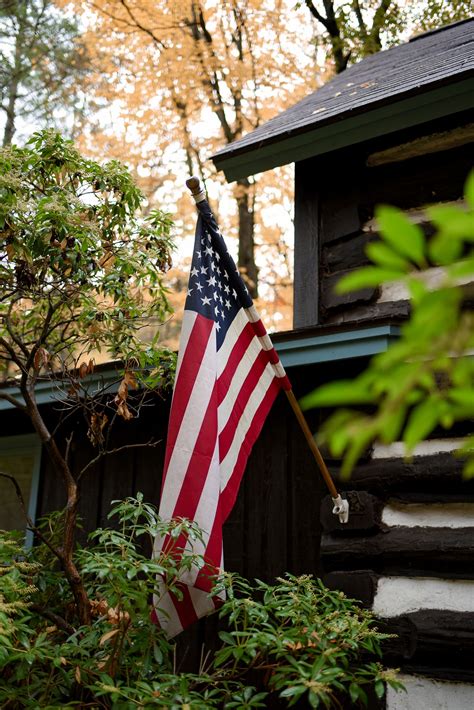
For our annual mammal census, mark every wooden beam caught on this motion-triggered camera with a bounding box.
[321,526,474,577]
[367,123,474,167]
[329,452,469,496]
[293,160,320,328]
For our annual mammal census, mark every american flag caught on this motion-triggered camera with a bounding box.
[152,197,291,637]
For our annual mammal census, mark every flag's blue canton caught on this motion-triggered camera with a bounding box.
[185,202,252,350]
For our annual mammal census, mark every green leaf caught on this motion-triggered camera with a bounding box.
[429,233,464,265]
[448,257,474,279]
[280,686,305,698]
[376,205,426,267]
[379,405,407,444]
[341,426,375,478]
[463,458,474,480]
[404,399,440,453]
[349,683,361,703]
[300,381,374,409]
[375,680,385,699]
[336,266,402,293]
[465,170,474,209]
[427,205,474,241]
[448,389,474,415]
[366,242,410,272]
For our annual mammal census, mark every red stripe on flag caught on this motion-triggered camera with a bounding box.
[279,375,292,391]
[195,517,223,593]
[217,322,255,405]
[162,315,214,485]
[218,350,268,462]
[220,377,280,522]
[251,319,267,337]
[266,347,279,364]
[195,378,280,591]
[171,584,199,630]
[169,382,218,521]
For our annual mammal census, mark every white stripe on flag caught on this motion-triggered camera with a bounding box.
[244,305,259,323]
[153,588,183,638]
[217,309,248,377]
[218,334,261,433]
[175,441,220,588]
[158,321,217,521]
[220,363,275,490]
[188,585,218,617]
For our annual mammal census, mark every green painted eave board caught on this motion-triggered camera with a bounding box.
[275,325,400,368]
[213,78,474,182]
[0,369,123,411]
[0,326,399,409]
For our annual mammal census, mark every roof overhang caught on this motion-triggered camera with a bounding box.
[212,77,474,182]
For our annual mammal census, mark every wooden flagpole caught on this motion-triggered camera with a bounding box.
[186,177,349,523]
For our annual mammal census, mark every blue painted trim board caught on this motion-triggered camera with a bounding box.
[275,325,400,368]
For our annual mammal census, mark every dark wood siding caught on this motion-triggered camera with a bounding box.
[20,362,330,582]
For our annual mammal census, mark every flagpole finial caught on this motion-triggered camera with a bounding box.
[186,176,206,203]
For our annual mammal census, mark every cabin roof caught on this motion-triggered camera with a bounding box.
[212,18,474,181]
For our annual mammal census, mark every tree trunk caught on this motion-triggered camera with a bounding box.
[22,380,91,626]
[3,9,24,146]
[236,178,258,298]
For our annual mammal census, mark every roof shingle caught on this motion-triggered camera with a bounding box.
[212,19,474,168]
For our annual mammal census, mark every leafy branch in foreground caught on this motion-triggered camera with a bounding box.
[0,495,401,708]
[300,172,474,477]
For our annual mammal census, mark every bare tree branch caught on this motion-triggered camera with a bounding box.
[352,0,368,39]
[0,390,27,412]
[78,438,161,481]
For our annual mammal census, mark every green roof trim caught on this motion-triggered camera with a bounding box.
[214,78,474,182]
[0,326,399,410]
[0,369,123,411]
[275,325,400,368]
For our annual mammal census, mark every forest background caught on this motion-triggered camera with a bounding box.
[1,0,472,355]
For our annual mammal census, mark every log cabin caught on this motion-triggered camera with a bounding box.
[212,17,474,709]
[0,16,473,708]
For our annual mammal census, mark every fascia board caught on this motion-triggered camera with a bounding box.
[275,325,400,368]
[213,78,474,182]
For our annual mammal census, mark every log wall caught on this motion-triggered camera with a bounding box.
[293,110,474,707]
[294,111,474,329]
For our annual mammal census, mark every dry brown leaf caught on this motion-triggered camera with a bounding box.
[78,362,89,378]
[99,628,120,646]
[123,370,138,389]
[87,412,109,446]
[33,347,49,371]
[75,666,81,683]
[116,400,133,420]
[116,380,128,401]
[99,252,115,271]
[90,599,109,616]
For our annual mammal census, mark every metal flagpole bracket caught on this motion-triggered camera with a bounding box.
[332,495,350,524]
[186,176,207,204]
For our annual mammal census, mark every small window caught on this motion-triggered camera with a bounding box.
[0,434,42,545]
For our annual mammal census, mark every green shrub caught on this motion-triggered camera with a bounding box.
[0,495,402,708]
